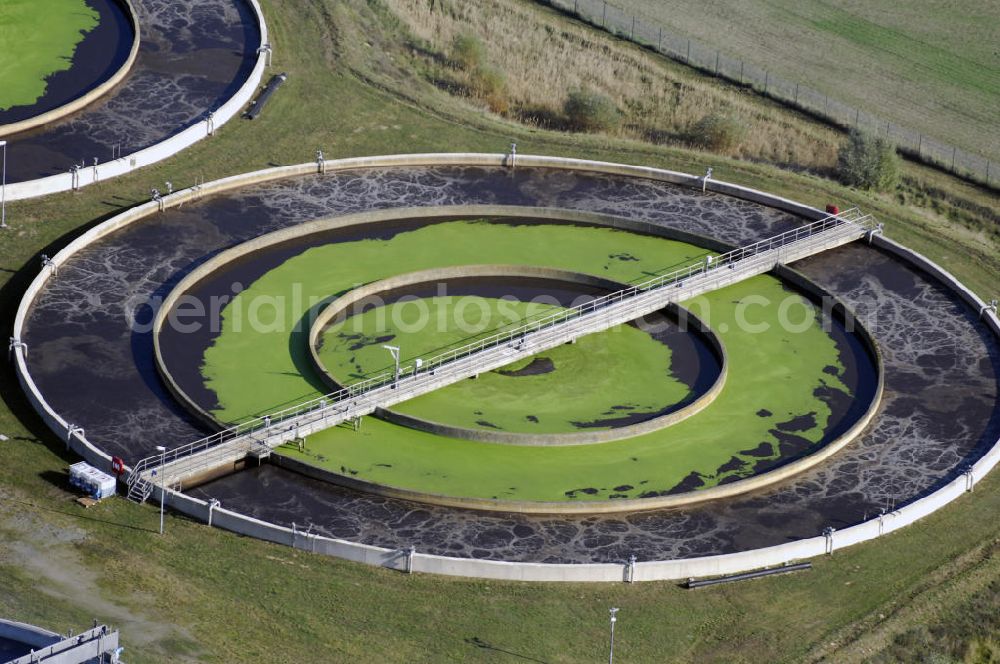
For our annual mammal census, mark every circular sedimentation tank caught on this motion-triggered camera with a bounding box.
[14,157,1000,570]
[308,270,724,446]
[0,0,264,197]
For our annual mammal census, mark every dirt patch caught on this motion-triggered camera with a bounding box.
[0,493,201,660]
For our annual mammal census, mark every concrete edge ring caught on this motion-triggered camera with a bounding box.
[5,0,269,201]
[0,0,142,139]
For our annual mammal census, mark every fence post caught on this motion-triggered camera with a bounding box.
[602,0,606,27]
[658,26,662,51]
[988,160,991,183]
[794,83,799,105]
[855,107,860,127]
[764,71,768,94]
[715,51,720,76]
[631,15,635,39]
[918,134,923,155]
[574,0,577,14]
[686,39,690,63]
[739,60,743,84]
[951,146,957,171]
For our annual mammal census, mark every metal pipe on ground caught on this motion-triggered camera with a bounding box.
[685,562,812,589]
[245,73,288,120]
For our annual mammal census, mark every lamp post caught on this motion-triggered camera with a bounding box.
[155,445,166,535]
[1,140,7,229]
[608,607,619,664]
[383,345,401,385]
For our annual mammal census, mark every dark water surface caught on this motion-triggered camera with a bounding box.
[0,636,34,661]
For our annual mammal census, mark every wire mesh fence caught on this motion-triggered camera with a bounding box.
[545,0,996,188]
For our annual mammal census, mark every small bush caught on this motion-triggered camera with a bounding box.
[837,129,900,191]
[689,114,747,152]
[450,33,485,71]
[563,88,620,132]
[470,65,508,113]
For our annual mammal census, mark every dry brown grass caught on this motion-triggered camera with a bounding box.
[386,0,841,171]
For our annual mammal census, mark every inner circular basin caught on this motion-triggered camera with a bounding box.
[312,275,724,442]
[153,213,880,507]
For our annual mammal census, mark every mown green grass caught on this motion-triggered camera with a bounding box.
[602,0,1000,162]
[320,296,691,434]
[4,400,1000,664]
[0,0,995,659]
[0,0,98,111]
[809,9,995,96]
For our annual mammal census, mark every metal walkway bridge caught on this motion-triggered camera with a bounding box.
[126,209,879,502]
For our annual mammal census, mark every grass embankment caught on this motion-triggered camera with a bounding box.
[0,0,996,659]
[4,402,1000,663]
[320,296,690,434]
[0,0,98,111]
[385,0,843,170]
[606,0,1000,163]
[199,221,847,501]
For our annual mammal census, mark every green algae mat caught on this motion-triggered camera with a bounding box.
[318,296,692,434]
[202,220,710,420]
[0,0,99,112]
[197,219,852,502]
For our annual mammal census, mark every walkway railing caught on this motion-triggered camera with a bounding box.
[127,209,878,497]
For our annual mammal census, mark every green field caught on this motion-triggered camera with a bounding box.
[601,0,1000,162]
[0,0,997,659]
[0,0,98,111]
[198,220,849,502]
[319,296,692,434]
